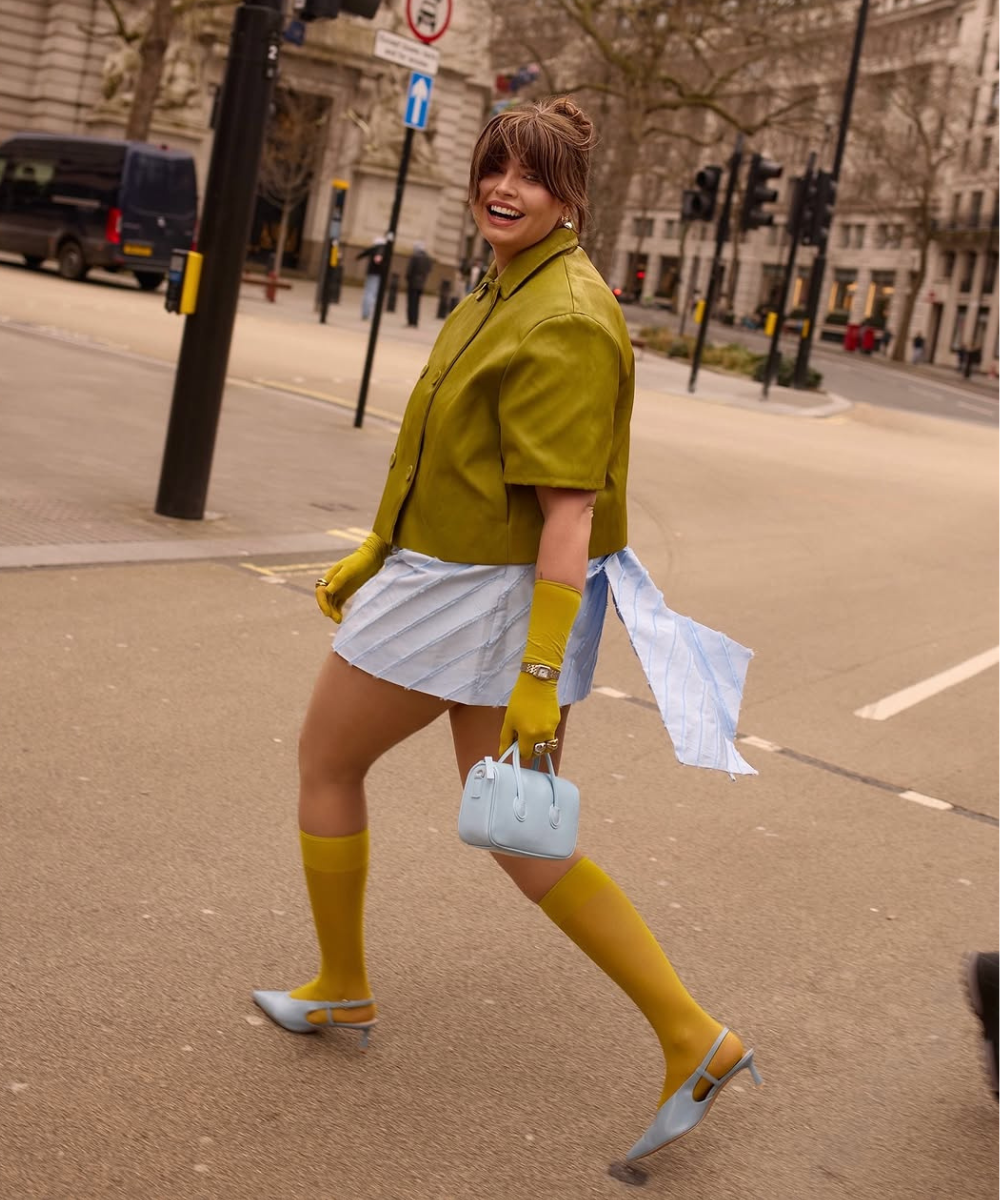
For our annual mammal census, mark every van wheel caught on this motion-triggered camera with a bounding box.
[57,241,87,281]
[23,255,44,269]
[134,271,165,292]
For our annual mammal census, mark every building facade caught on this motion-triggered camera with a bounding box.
[0,0,494,283]
[613,0,998,371]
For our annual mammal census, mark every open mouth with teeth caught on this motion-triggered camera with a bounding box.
[486,204,524,223]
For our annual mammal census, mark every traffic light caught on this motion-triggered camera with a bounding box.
[296,0,381,20]
[741,153,783,231]
[800,169,837,246]
[681,165,722,222]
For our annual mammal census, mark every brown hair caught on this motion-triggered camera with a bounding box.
[467,97,598,234]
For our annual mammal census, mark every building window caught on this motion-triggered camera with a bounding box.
[969,191,984,228]
[852,224,866,248]
[656,255,681,305]
[767,224,778,246]
[959,253,976,292]
[839,223,851,249]
[940,250,956,279]
[981,138,992,170]
[632,216,654,238]
[828,268,857,319]
[950,193,962,226]
[988,82,999,126]
[983,253,998,295]
[663,218,677,239]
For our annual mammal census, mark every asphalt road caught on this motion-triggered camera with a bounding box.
[0,273,997,1200]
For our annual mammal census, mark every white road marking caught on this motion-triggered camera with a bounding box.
[738,735,781,752]
[854,646,1000,720]
[593,687,978,818]
[899,790,953,812]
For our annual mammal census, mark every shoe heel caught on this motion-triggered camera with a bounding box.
[747,1055,763,1086]
[358,1027,372,1051]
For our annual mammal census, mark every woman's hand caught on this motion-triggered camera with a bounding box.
[315,534,389,623]
[500,670,561,759]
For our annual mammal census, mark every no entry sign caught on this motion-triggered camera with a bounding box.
[406,0,452,43]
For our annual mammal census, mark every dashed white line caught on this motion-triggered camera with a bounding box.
[854,646,1000,720]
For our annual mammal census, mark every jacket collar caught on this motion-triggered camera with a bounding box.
[480,226,579,299]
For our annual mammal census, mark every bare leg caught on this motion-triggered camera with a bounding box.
[289,652,449,1025]
[298,651,449,836]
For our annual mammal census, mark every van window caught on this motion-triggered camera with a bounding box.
[124,153,196,215]
[0,156,57,211]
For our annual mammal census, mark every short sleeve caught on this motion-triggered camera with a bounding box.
[499,314,619,489]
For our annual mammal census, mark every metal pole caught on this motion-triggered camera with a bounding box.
[689,134,743,394]
[762,157,814,397]
[793,0,869,388]
[155,0,282,519]
[355,126,414,429]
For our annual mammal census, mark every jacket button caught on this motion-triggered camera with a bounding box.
[405,465,414,480]
[431,371,441,384]
[389,451,396,467]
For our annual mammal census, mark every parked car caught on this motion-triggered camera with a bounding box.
[0,133,197,290]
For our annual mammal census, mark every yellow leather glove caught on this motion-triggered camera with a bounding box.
[315,533,389,623]
[500,579,582,758]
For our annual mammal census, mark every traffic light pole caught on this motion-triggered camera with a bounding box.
[762,157,814,398]
[793,0,869,389]
[688,135,743,394]
[354,126,414,428]
[156,0,283,519]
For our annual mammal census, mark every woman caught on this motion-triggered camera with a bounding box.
[253,98,760,1164]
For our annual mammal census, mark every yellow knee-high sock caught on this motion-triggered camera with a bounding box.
[539,858,741,1104]
[289,829,375,1026]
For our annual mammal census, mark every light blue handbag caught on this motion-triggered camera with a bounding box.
[458,742,580,860]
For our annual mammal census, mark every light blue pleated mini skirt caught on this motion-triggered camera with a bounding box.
[332,548,608,707]
[333,546,757,776]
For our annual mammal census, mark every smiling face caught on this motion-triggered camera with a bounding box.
[472,157,566,275]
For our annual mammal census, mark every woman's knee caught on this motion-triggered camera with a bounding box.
[298,723,367,791]
[491,849,583,905]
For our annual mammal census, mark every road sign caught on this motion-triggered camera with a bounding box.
[373,28,439,75]
[406,0,452,43]
[404,71,433,130]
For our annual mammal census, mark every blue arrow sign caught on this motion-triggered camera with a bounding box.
[404,71,433,130]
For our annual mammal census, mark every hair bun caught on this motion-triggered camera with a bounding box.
[543,97,598,149]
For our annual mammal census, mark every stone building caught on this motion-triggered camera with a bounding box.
[613,0,998,370]
[0,0,494,284]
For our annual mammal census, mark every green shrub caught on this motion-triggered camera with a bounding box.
[751,355,823,390]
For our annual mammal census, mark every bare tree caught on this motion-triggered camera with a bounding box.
[257,87,330,282]
[848,63,965,362]
[491,0,829,278]
[96,0,237,141]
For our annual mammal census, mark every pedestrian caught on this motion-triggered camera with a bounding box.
[912,330,925,364]
[964,342,982,379]
[956,340,969,374]
[860,322,875,355]
[881,327,892,356]
[404,240,433,328]
[356,235,387,319]
[253,97,760,1167]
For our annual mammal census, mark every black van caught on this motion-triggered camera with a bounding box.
[0,133,197,290]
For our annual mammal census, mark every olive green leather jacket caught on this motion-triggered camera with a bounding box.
[372,226,635,565]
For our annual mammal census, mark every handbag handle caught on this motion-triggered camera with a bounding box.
[499,743,562,828]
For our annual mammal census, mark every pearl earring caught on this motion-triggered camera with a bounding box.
[562,216,574,229]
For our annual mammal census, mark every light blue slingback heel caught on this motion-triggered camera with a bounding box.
[252,990,377,1049]
[626,1027,762,1162]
